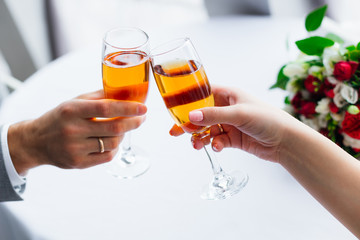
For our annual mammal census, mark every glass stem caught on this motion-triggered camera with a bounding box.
[121,132,134,164]
[203,144,223,176]
[122,132,132,152]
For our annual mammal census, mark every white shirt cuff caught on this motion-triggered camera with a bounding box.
[2,123,26,188]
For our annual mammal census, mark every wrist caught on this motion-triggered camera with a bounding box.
[8,120,44,174]
[277,117,316,166]
[278,116,338,170]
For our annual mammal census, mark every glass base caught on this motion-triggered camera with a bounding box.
[201,170,249,200]
[106,146,150,179]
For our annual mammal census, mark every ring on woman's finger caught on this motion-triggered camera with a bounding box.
[217,124,224,134]
[98,137,105,153]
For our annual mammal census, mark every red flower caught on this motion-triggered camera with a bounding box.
[323,78,335,98]
[298,101,316,116]
[304,75,323,93]
[319,128,329,138]
[333,61,358,81]
[291,92,302,109]
[342,111,360,139]
[324,78,335,88]
[324,89,335,98]
[329,102,339,113]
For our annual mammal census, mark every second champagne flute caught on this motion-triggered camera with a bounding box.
[150,38,248,200]
[102,27,150,179]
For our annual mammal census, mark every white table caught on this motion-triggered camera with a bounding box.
[0,16,355,240]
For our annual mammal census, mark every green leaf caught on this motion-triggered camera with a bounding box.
[284,96,291,105]
[306,59,323,67]
[305,5,328,32]
[357,42,360,50]
[296,36,334,56]
[325,33,344,44]
[353,151,360,159]
[349,50,360,61]
[270,65,289,90]
[347,45,356,51]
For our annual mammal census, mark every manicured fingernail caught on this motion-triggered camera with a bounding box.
[193,141,202,150]
[191,139,196,148]
[189,110,203,122]
[212,143,220,152]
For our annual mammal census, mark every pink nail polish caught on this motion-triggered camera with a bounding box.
[189,110,203,122]
[212,143,220,152]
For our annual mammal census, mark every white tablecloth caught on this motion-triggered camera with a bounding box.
[0,16,355,240]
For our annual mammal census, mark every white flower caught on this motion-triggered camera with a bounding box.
[343,133,360,149]
[333,83,347,108]
[334,83,342,93]
[308,65,324,77]
[322,43,344,76]
[315,98,330,114]
[340,84,358,104]
[317,114,328,128]
[283,62,309,78]
[285,77,300,93]
[327,76,338,85]
[330,112,345,122]
[300,115,320,131]
[296,52,320,62]
[333,82,358,107]
[334,94,347,108]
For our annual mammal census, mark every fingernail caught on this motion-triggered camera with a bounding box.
[137,105,147,115]
[189,110,203,122]
[191,139,196,148]
[212,143,220,152]
[192,141,201,150]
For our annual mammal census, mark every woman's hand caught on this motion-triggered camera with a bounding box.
[170,85,299,163]
[8,90,147,174]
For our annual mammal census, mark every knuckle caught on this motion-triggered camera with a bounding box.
[121,104,131,115]
[108,138,120,149]
[102,152,115,163]
[96,101,111,117]
[206,108,219,122]
[58,102,75,119]
[109,122,124,135]
[120,104,137,117]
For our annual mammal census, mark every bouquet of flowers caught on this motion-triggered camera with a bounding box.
[271,5,360,157]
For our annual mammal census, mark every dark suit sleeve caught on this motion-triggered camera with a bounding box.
[0,126,24,202]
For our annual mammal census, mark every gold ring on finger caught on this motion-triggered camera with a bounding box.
[98,137,105,153]
[217,124,224,134]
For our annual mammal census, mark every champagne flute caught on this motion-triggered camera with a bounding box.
[150,38,248,200]
[102,27,150,179]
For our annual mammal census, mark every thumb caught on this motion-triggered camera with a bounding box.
[189,105,244,126]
